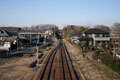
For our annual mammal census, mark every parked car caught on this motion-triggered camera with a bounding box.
[70,36,80,43]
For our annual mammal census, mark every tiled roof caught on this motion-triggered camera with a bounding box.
[0,30,18,37]
[84,28,109,34]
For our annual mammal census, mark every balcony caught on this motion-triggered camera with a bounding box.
[94,37,110,41]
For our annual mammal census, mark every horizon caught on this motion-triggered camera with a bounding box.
[0,0,120,29]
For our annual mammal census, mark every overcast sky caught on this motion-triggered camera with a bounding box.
[0,0,120,29]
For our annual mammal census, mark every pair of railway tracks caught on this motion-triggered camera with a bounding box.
[33,42,79,80]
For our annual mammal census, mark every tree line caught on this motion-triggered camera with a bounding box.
[62,23,120,39]
[0,24,58,32]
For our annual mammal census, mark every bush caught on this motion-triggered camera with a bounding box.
[93,50,101,60]
[101,53,120,74]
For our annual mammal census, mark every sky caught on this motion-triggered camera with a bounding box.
[0,0,120,29]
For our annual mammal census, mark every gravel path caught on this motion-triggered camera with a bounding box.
[65,41,113,80]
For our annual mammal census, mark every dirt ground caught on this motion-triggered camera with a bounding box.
[65,41,120,80]
[0,54,36,80]
[1,41,119,80]
[0,44,55,80]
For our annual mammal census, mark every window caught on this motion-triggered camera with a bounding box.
[99,34,103,37]
[88,34,92,37]
[95,34,99,37]
[103,34,109,37]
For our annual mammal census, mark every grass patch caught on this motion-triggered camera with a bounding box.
[67,40,120,79]
[101,53,120,75]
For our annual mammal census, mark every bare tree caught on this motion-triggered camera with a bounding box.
[94,25,111,32]
[112,23,120,35]
[62,25,88,39]
[22,24,58,33]
[112,23,120,46]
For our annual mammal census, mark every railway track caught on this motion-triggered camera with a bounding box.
[33,42,79,80]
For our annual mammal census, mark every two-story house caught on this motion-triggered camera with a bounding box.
[79,28,110,48]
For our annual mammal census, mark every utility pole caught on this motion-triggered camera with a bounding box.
[17,37,18,51]
[36,26,39,66]
[37,26,39,44]
[30,34,31,43]
[67,27,69,40]
[43,34,46,43]
[36,46,39,66]
[54,27,56,41]
[38,33,39,44]
[7,45,9,57]
[30,28,32,43]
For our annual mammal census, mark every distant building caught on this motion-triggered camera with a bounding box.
[19,32,46,43]
[79,28,110,48]
[45,29,53,35]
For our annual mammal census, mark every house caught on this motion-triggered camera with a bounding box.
[0,30,18,50]
[79,28,110,48]
[45,29,53,35]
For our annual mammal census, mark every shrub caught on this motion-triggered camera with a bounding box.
[101,53,120,74]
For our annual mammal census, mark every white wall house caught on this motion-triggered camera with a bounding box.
[79,28,110,48]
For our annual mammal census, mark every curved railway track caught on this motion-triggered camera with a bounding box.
[33,42,79,80]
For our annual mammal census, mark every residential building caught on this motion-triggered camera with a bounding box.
[0,30,18,50]
[79,28,110,48]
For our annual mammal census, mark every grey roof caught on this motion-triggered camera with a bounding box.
[0,30,18,37]
[79,36,93,41]
[5,36,17,42]
[84,28,109,34]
